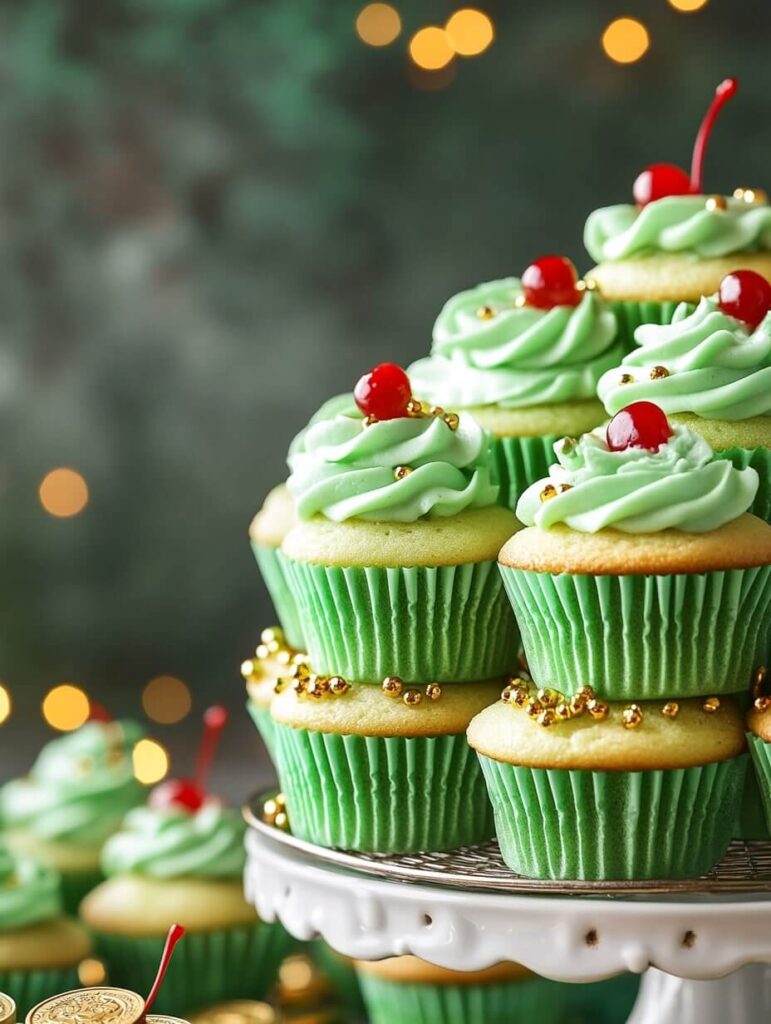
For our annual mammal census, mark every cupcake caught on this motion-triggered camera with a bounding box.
[249,485,304,650]
[0,843,93,1016]
[564,975,641,1024]
[468,691,747,880]
[242,627,303,762]
[354,957,564,1024]
[584,79,771,346]
[597,269,771,522]
[310,944,364,1020]
[271,669,502,852]
[499,403,771,700]
[408,257,623,509]
[282,362,519,683]
[747,681,771,836]
[80,709,293,1014]
[1,720,146,913]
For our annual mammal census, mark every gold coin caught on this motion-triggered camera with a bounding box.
[0,992,16,1024]
[145,1017,191,1024]
[26,988,145,1024]
[188,1002,276,1024]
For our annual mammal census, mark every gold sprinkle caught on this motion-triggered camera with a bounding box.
[558,483,573,494]
[443,412,460,431]
[622,704,643,729]
[262,793,286,826]
[477,305,496,319]
[514,294,527,309]
[525,698,542,718]
[394,465,413,480]
[403,688,423,706]
[661,701,680,718]
[577,686,595,701]
[576,279,587,293]
[261,626,285,646]
[274,811,289,831]
[425,682,442,701]
[619,373,635,385]
[569,693,587,716]
[537,709,556,727]
[292,678,306,695]
[501,686,513,703]
[540,483,558,503]
[241,659,255,678]
[583,277,598,292]
[752,666,767,699]
[512,686,530,707]
[649,365,670,380]
[734,186,768,204]
[587,699,609,721]
[561,437,577,456]
[537,688,561,709]
[382,676,403,698]
[705,195,728,212]
[406,398,424,417]
[293,661,312,681]
[363,414,378,428]
[555,703,571,722]
[328,675,350,695]
[753,696,771,713]
[432,406,445,418]
[703,696,721,714]
[256,644,270,660]
[276,648,292,665]
[306,677,327,699]
[273,679,287,694]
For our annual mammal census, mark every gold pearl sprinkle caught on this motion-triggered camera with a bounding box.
[241,659,255,679]
[555,703,571,722]
[537,709,556,727]
[293,661,312,681]
[705,195,728,212]
[328,675,350,695]
[540,483,558,503]
[274,811,289,831]
[443,412,460,431]
[558,483,573,495]
[425,682,442,701]
[734,186,768,204]
[513,686,530,708]
[382,676,403,698]
[583,277,598,292]
[661,701,680,718]
[649,365,670,380]
[292,678,306,694]
[622,704,643,729]
[394,465,413,480]
[261,626,285,646]
[477,305,496,319]
[406,398,424,417]
[363,414,378,428]
[403,688,423,706]
[569,694,587,716]
[263,793,287,826]
[753,696,771,713]
[619,373,635,385]
[306,677,327,699]
[276,648,292,666]
[703,696,721,713]
[432,406,445,418]
[577,686,595,701]
[525,698,542,718]
[587,699,609,721]
[514,294,527,309]
[752,665,767,699]
[537,688,560,709]
[256,644,270,660]
[501,686,513,703]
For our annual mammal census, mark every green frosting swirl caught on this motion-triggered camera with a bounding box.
[287,403,499,522]
[408,279,622,408]
[584,195,771,263]
[0,842,62,929]
[101,802,246,879]
[1,721,146,846]
[598,296,771,420]
[516,423,758,533]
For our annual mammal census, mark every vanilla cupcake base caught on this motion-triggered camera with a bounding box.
[0,918,92,1016]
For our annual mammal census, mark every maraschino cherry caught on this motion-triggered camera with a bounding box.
[149,705,229,813]
[144,923,186,1015]
[354,363,412,420]
[521,256,581,310]
[633,78,738,207]
[607,402,673,453]
[718,270,771,331]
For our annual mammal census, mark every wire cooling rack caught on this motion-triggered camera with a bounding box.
[244,789,771,898]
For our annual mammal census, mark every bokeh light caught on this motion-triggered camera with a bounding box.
[445,9,494,56]
[355,3,402,46]
[0,685,11,726]
[409,27,454,71]
[142,675,192,725]
[601,18,650,64]
[78,959,107,987]
[132,738,169,784]
[43,684,90,731]
[668,0,709,10]
[39,468,89,518]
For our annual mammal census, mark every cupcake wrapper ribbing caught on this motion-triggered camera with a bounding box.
[500,564,771,700]
[478,754,747,880]
[59,868,105,916]
[490,435,563,513]
[0,966,82,1018]
[713,446,771,525]
[246,700,278,764]
[283,558,518,683]
[274,726,494,853]
[251,542,305,650]
[748,735,771,837]
[737,739,771,840]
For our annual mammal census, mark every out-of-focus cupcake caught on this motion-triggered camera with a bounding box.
[355,957,565,1024]
[282,363,519,683]
[242,627,304,762]
[499,404,771,700]
[0,842,92,1016]
[249,485,304,650]
[1,721,146,913]
[469,692,747,880]
[597,269,771,522]
[409,257,622,510]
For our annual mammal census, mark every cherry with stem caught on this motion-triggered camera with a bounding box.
[144,924,186,1016]
[149,706,229,813]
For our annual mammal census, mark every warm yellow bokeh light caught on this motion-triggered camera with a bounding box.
[78,958,107,987]
[132,738,169,784]
[602,18,650,64]
[445,9,494,56]
[0,685,11,726]
[142,675,192,725]
[39,468,89,518]
[355,3,401,46]
[668,0,709,10]
[43,684,90,731]
[409,27,454,71]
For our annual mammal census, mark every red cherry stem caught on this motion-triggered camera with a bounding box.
[690,78,738,193]
[194,705,229,795]
[144,923,186,1014]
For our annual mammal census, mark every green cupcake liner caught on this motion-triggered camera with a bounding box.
[564,974,641,1024]
[0,965,82,1017]
[737,742,771,840]
[93,921,293,1014]
[490,434,563,512]
[358,972,564,1024]
[478,754,746,880]
[274,725,494,853]
[713,445,771,525]
[251,541,305,649]
[283,558,518,683]
[311,942,365,1017]
[500,564,771,699]
[247,699,278,764]
[748,734,771,836]
[59,868,105,916]
[609,299,690,353]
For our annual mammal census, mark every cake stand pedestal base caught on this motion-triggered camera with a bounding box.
[628,964,771,1024]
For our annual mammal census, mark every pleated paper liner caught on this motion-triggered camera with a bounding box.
[358,973,564,1024]
[737,745,771,840]
[58,868,105,917]
[273,726,494,853]
[93,922,293,1014]
[563,974,642,1024]
[490,435,562,513]
[246,700,278,764]
[478,754,747,880]
[283,558,518,683]
[251,542,305,650]
[311,943,365,1018]
[714,446,771,524]
[0,966,81,1019]
[500,564,771,700]
[608,299,689,353]
[748,734,771,836]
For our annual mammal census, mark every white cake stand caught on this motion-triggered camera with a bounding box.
[243,792,771,1024]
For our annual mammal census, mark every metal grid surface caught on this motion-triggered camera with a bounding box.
[245,790,771,898]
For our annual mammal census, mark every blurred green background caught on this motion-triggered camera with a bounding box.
[0,0,768,792]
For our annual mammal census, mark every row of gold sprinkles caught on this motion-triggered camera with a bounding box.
[501,678,723,729]
[363,398,460,431]
[476,278,598,320]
